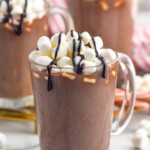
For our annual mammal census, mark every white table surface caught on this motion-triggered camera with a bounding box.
[0,110,150,150]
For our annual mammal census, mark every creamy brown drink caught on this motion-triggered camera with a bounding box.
[67,0,137,57]
[0,0,48,99]
[29,31,136,150]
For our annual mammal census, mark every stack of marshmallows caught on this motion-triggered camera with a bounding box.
[133,119,150,149]
[29,30,117,74]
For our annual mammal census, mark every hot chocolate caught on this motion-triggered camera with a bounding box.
[0,0,48,99]
[29,31,122,150]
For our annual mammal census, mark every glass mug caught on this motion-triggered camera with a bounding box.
[0,1,74,110]
[30,52,136,150]
[67,0,137,57]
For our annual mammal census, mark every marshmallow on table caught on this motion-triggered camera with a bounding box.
[135,128,148,137]
[37,36,52,55]
[52,46,68,60]
[89,36,103,50]
[66,30,79,41]
[81,31,91,45]
[81,60,97,74]
[51,33,66,48]
[99,49,117,63]
[139,119,150,136]
[84,48,96,61]
[136,75,144,91]
[133,132,149,150]
[0,133,7,148]
[57,56,72,67]
[143,74,150,91]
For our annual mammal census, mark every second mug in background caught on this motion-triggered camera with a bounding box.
[67,0,137,57]
[0,0,74,111]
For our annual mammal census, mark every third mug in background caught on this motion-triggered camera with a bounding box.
[0,0,73,109]
[67,0,137,57]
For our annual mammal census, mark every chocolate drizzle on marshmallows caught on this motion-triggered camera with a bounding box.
[91,37,107,78]
[47,32,63,91]
[29,30,117,92]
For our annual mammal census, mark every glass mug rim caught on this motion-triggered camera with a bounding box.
[29,51,119,70]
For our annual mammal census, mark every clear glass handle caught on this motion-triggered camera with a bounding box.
[49,5,75,32]
[111,53,136,135]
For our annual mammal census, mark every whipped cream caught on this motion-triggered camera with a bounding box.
[29,30,117,75]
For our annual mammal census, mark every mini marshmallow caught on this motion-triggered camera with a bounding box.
[81,60,97,74]
[81,31,91,45]
[136,76,144,92]
[31,0,45,12]
[51,65,61,74]
[35,56,52,66]
[11,5,23,15]
[143,74,150,89]
[89,36,103,50]
[94,57,102,66]
[29,51,40,61]
[135,128,148,137]
[0,133,7,148]
[62,65,74,74]
[68,39,85,54]
[66,30,79,41]
[133,133,149,150]
[139,119,150,136]
[51,33,66,48]
[57,56,72,67]
[84,48,96,61]
[37,36,52,55]
[99,49,117,63]
[52,46,68,60]
[18,0,26,7]
[74,55,82,65]
[0,1,7,12]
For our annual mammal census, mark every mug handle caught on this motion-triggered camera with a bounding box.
[48,5,75,32]
[111,53,136,135]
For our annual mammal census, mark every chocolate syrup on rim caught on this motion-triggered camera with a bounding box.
[0,0,28,35]
[91,37,107,78]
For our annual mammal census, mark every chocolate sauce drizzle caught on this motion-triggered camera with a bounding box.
[46,31,107,91]
[47,32,63,91]
[72,39,85,74]
[91,37,107,78]
[0,0,28,35]
[71,29,74,37]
